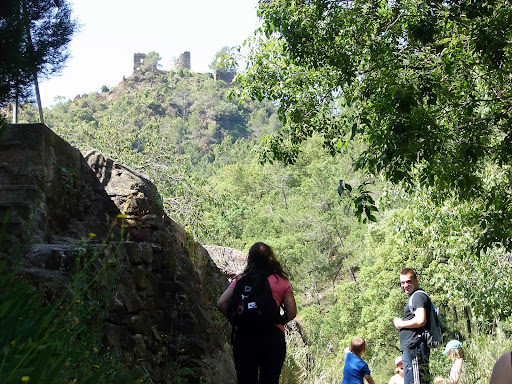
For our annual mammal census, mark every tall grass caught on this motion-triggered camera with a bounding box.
[0,217,148,383]
[457,335,512,384]
[0,252,109,382]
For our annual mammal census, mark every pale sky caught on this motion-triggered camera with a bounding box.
[39,0,260,108]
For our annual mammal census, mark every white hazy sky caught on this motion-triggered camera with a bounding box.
[39,0,260,108]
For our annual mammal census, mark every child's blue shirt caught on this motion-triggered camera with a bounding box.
[341,351,371,384]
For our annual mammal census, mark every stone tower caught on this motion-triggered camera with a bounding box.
[173,51,191,70]
[133,53,146,72]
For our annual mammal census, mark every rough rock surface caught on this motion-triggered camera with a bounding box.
[202,245,246,280]
[0,124,235,383]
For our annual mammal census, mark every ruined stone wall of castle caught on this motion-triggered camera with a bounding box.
[172,51,190,70]
[214,70,236,84]
[133,53,146,72]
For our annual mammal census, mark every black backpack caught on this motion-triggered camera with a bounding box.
[409,290,447,348]
[227,273,284,328]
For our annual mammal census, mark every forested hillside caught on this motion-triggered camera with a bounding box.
[10,47,512,383]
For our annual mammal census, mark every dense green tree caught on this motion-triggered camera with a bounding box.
[209,46,238,74]
[0,0,76,106]
[140,51,161,72]
[236,0,512,251]
[140,51,162,85]
[376,182,512,333]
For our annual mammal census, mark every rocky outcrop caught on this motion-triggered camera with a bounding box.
[0,124,235,383]
[202,245,246,280]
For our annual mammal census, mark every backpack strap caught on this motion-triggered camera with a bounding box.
[408,289,429,309]
[231,324,236,345]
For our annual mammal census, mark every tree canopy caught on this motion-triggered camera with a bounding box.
[0,0,76,107]
[236,0,512,252]
[140,51,161,73]
[209,46,238,74]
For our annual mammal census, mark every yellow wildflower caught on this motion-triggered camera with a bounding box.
[21,377,30,382]
[116,214,128,219]
[88,232,97,238]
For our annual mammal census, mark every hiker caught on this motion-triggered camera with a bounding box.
[490,351,512,384]
[388,356,404,384]
[434,340,465,384]
[393,268,431,384]
[217,242,297,384]
[341,337,376,384]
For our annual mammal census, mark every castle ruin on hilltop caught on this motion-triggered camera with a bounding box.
[133,51,235,84]
[133,52,191,73]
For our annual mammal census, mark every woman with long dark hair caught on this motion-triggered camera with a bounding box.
[217,242,297,384]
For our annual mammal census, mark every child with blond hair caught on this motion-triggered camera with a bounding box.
[435,340,465,384]
[341,337,376,384]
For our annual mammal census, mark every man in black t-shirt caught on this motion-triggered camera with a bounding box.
[393,268,431,384]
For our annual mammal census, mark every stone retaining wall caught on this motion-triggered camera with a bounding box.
[0,123,235,383]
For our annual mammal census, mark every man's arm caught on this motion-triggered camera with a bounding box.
[394,307,426,329]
